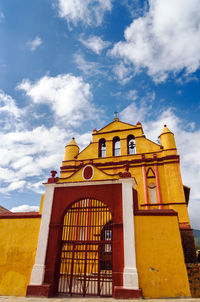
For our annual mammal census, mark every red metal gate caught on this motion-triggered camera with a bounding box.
[58,198,112,297]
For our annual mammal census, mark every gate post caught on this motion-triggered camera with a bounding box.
[122,179,139,288]
[27,184,55,296]
[114,179,142,298]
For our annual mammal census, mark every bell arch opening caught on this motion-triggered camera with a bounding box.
[57,198,113,297]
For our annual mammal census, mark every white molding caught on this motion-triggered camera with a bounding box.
[44,178,137,188]
[82,165,94,181]
[121,179,139,289]
[29,184,55,285]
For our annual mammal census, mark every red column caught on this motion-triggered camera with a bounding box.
[154,163,163,210]
[86,199,91,240]
[142,165,150,210]
[74,201,80,240]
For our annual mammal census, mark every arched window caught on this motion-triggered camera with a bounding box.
[99,138,106,157]
[148,182,157,204]
[127,135,136,154]
[113,136,120,156]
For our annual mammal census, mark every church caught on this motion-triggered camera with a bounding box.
[0,118,197,298]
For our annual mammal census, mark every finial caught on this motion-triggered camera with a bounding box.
[114,111,119,119]
[48,170,58,183]
[164,124,167,127]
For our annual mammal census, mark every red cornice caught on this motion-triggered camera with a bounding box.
[134,209,177,216]
[140,202,186,207]
[100,160,179,170]
[60,155,179,171]
[92,127,142,136]
[62,149,178,165]
[179,223,191,229]
[0,212,41,219]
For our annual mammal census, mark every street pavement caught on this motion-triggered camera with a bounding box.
[0,297,200,302]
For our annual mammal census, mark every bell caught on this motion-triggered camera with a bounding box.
[130,142,135,149]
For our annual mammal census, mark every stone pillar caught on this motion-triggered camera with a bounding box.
[121,179,139,289]
[29,184,55,285]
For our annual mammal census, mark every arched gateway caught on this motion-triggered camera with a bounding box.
[58,198,112,297]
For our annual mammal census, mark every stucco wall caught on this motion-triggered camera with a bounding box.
[135,214,191,298]
[0,216,41,296]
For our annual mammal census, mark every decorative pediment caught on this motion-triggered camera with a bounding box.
[58,163,136,186]
[96,119,137,134]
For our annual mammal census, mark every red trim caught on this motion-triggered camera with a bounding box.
[83,166,93,180]
[93,120,138,134]
[142,165,150,209]
[0,212,41,219]
[140,202,186,206]
[114,286,142,298]
[160,131,174,137]
[154,163,163,209]
[26,284,52,297]
[134,209,177,216]
[94,127,142,136]
[179,223,191,229]
[133,188,139,211]
[96,160,179,170]
[60,155,180,171]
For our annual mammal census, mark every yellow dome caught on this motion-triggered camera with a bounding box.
[64,138,79,161]
[160,125,176,150]
[160,125,173,135]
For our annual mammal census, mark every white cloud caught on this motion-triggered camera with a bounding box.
[113,62,134,84]
[0,83,103,196]
[74,53,99,75]
[110,0,200,82]
[79,35,110,54]
[57,0,112,26]
[0,124,74,194]
[0,11,4,22]
[0,90,22,131]
[10,204,39,212]
[26,36,42,52]
[73,53,106,77]
[126,89,138,101]
[120,99,200,229]
[17,74,99,126]
[120,91,155,123]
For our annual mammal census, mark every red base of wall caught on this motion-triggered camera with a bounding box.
[26,284,52,297]
[114,286,142,299]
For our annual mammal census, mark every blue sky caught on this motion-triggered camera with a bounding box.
[0,0,200,229]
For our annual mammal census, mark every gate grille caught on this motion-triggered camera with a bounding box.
[58,198,112,297]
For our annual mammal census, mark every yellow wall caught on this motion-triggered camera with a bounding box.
[135,215,191,298]
[0,217,41,296]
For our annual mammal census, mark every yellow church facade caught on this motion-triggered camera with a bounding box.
[0,118,196,298]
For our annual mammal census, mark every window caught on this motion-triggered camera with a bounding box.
[127,135,136,154]
[113,136,120,156]
[99,138,106,157]
[149,183,157,204]
[105,230,112,253]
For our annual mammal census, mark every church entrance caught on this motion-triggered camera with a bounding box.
[57,198,112,297]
